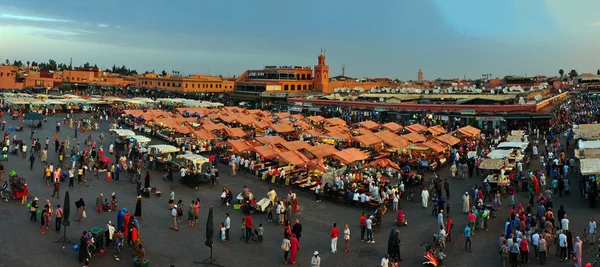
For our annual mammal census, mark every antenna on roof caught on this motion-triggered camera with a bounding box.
[342,64,346,76]
[321,48,323,53]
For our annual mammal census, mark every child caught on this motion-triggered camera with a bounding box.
[220,222,227,243]
[584,228,589,244]
[240,218,246,240]
[266,204,273,223]
[258,223,264,244]
[114,230,124,261]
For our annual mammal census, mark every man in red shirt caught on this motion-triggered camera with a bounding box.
[245,212,254,243]
[468,211,476,235]
[331,223,339,254]
[359,212,367,242]
[447,216,453,242]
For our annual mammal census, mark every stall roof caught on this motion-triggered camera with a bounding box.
[580,158,600,175]
[270,123,296,133]
[253,120,272,129]
[353,134,383,146]
[290,114,304,121]
[324,117,347,126]
[224,139,254,152]
[253,145,280,158]
[255,135,287,145]
[306,115,326,123]
[130,135,151,143]
[381,122,403,132]
[193,129,216,140]
[420,140,448,153]
[305,144,338,158]
[280,140,312,151]
[403,132,427,143]
[274,112,291,119]
[427,125,446,136]
[276,150,310,166]
[224,127,247,138]
[435,134,460,146]
[176,153,209,165]
[355,128,373,136]
[202,121,228,132]
[510,130,525,136]
[295,121,312,130]
[333,148,369,164]
[496,142,528,150]
[356,120,380,130]
[148,144,179,153]
[458,125,481,136]
[479,158,507,170]
[579,140,600,150]
[487,149,513,159]
[574,124,600,140]
[321,127,351,140]
[110,129,135,137]
[366,158,401,171]
[405,123,427,133]
[174,107,211,117]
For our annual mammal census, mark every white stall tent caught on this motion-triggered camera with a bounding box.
[580,158,600,175]
[176,153,209,165]
[148,144,179,154]
[110,129,135,137]
[487,149,513,159]
[496,142,528,150]
[130,135,151,143]
[578,140,600,150]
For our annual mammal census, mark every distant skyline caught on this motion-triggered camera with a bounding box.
[1,0,599,80]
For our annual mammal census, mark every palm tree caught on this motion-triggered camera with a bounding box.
[26,61,30,67]
[5,59,9,66]
[559,69,564,77]
[569,70,578,78]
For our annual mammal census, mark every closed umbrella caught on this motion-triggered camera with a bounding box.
[205,207,214,248]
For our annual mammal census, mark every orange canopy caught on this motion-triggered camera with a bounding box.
[193,129,216,140]
[374,131,409,148]
[381,122,403,132]
[224,139,254,152]
[355,128,373,136]
[366,158,402,171]
[270,123,295,133]
[124,109,173,120]
[333,148,369,164]
[436,134,460,146]
[299,158,327,172]
[458,126,481,136]
[255,135,287,145]
[280,140,312,151]
[306,115,326,123]
[405,123,427,133]
[427,125,446,136]
[295,121,312,130]
[253,145,280,157]
[253,120,272,129]
[202,121,227,132]
[403,132,427,143]
[224,127,247,138]
[353,134,383,146]
[274,112,291,119]
[420,140,448,153]
[325,117,347,126]
[174,107,210,117]
[175,125,194,134]
[356,120,380,130]
[321,127,351,140]
[305,144,338,158]
[275,150,309,165]
[290,114,304,121]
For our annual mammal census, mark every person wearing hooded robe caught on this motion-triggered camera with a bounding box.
[79,231,89,264]
[124,211,131,246]
[421,188,429,209]
[134,195,143,220]
[462,193,470,214]
[574,236,582,267]
[387,229,402,262]
[289,234,300,264]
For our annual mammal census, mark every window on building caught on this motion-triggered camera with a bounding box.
[308,74,312,79]
[167,83,171,86]
[309,85,313,90]
[210,84,213,88]
[303,85,307,90]
[284,85,289,91]
[185,83,188,88]
[301,74,305,80]
[291,84,295,91]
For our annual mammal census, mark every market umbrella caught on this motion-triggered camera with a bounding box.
[204,207,214,248]
[99,157,111,163]
[63,191,71,227]
[24,112,43,121]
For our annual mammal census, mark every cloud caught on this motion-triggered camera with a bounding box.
[0,13,71,23]
[97,24,108,28]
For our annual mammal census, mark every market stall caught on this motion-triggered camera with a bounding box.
[480,158,510,193]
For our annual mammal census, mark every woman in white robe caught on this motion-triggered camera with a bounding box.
[462,193,470,213]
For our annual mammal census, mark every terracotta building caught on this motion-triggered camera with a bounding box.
[0,65,23,89]
[136,73,235,93]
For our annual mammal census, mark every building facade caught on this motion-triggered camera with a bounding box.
[0,66,23,89]
[136,73,235,93]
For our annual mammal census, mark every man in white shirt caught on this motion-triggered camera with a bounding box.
[224,213,231,240]
[180,167,186,178]
[366,216,374,243]
[380,254,390,267]
[360,192,367,203]
[532,231,540,260]
[559,230,567,260]
[353,191,359,202]
[590,218,597,244]
[561,215,569,231]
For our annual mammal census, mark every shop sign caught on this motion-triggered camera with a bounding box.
[374,106,387,112]
[460,110,476,115]
[260,92,288,98]
[475,116,505,121]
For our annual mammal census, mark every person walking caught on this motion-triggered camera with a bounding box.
[360,212,367,242]
[292,219,302,242]
[590,218,597,244]
[289,234,299,264]
[311,251,321,267]
[134,195,143,220]
[55,204,63,232]
[51,180,60,199]
[343,224,350,252]
[29,153,35,170]
[573,236,582,267]
[169,204,178,231]
[519,235,529,265]
[366,216,374,243]
[500,239,509,267]
[464,223,472,252]
[330,223,339,253]
[21,184,28,205]
[224,213,231,240]
[30,197,39,222]
[421,187,429,208]
[245,211,253,243]
[538,235,547,265]
[282,235,291,264]
[75,198,85,221]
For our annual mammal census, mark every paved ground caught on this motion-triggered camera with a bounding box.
[0,114,598,267]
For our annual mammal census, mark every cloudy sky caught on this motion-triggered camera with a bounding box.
[0,0,598,80]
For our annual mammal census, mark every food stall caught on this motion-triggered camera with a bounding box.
[480,158,510,193]
[175,153,213,187]
[148,144,180,171]
[109,129,136,150]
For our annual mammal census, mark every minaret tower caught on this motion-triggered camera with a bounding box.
[313,49,330,93]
